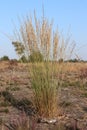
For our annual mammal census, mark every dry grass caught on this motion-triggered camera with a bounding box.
[11,10,76,119]
[30,62,59,118]
[12,10,75,62]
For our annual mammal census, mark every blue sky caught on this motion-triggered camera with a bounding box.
[0,0,87,60]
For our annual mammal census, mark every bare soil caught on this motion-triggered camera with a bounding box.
[0,61,87,130]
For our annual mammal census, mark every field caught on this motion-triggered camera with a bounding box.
[0,61,87,130]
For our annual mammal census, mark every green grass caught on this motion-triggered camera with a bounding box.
[31,62,58,118]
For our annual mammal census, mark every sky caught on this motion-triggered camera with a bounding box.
[0,0,87,60]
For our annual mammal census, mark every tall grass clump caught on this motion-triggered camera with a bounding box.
[12,10,75,118]
[31,62,58,118]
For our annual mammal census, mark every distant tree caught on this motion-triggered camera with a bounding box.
[29,51,44,62]
[12,41,25,57]
[19,55,28,63]
[68,58,79,62]
[0,56,9,61]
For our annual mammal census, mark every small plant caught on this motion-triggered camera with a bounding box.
[59,100,72,107]
[0,108,9,113]
[4,112,30,130]
[83,92,87,97]
[2,91,17,104]
[0,101,10,107]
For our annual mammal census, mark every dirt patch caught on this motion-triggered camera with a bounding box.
[0,61,87,129]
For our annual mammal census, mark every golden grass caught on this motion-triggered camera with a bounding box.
[11,9,77,118]
[12,10,75,62]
